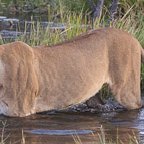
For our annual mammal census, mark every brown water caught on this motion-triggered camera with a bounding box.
[0,109,144,144]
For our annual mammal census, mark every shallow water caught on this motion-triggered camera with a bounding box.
[0,109,144,144]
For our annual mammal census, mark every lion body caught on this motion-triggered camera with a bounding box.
[0,28,143,117]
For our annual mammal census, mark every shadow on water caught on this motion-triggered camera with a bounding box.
[0,108,144,144]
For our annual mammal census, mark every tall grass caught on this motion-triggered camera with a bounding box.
[13,0,143,47]
[0,121,25,144]
[0,121,8,144]
[16,10,88,46]
[17,11,143,46]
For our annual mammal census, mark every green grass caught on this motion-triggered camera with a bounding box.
[12,0,143,47]
[14,10,88,46]
[15,8,143,47]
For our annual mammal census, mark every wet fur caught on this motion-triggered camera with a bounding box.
[0,28,143,117]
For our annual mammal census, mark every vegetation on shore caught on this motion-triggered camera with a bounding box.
[0,0,143,46]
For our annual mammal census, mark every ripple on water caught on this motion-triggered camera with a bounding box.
[26,129,94,136]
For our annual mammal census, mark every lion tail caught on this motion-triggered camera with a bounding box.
[141,47,144,64]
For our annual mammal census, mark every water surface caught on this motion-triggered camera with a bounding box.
[0,109,144,144]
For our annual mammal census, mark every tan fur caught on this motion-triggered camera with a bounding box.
[0,28,143,117]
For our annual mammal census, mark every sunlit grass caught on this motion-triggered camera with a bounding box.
[0,121,11,144]
[0,121,25,144]
[15,11,88,47]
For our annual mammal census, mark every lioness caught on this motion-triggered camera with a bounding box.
[0,28,143,117]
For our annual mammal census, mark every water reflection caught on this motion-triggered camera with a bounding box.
[27,129,93,135]
[0,109,144,144]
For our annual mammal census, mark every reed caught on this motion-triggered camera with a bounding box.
[0,122,140,144]
[73,126,140,144]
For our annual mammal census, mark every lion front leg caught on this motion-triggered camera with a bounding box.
[110,72,142,110]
